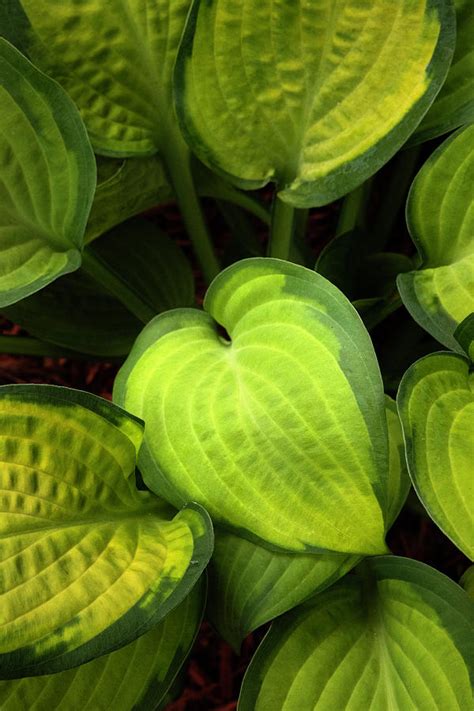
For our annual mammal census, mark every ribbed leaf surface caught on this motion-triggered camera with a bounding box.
[411,0,474,143]
[207,397,410,649]
[115,258,389,556]
[6,0,192,156]
[0,39,95,307]
[0,385,212,678]
[2,218,194,356]
[0,583,203,710]
[398,351,474,560]
[239,557,474,711]
[175,0,454,207]
[398,125,474,351]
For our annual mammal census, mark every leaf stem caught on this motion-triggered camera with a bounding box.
[336,179,373,238]
[268,196,297,260]
[161,134,220,283]
[81,248,155,324]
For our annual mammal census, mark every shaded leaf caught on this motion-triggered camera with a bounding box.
[0,384,212,678]
[239,557,474,711]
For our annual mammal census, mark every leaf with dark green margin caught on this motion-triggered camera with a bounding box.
[207,396,410,650]
[4,0,192,157]
[454,312,474,361]
[460,566,474,599]
[175,0,454,207]
[0,581,204,709]
[397,349,474,560]
[0,384,213,679]
[2,218,195,357]
[85,156,173,245]
[398,125,474,352]
[239,557,474,711]
[114,258,390,556]
[0,38,95,307]
[410,0,474,144]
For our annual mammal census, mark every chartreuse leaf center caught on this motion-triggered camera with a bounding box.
[0,384,212,679]
[115,258,390,556]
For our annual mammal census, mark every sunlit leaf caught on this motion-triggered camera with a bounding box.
[397,348,474,560]
[175,0,454,207]
[398,125,474,351]
[0,384,212,678]
[239,557,474,711]
[115,258,389,556]
[0,38,95,307]
[410,0,474,144]
[2,218,194,357]
[0,582,204,709]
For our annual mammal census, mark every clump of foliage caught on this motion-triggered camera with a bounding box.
[0,1,473,709]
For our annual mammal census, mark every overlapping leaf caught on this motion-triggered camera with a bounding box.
[2,218,195,356]
[175,0,454,207]
[0,38,95,307]
[0,385,212,678]
[115,258,389,556]
[239,557,474,710]
[461,566,474,599]
[398,125,474,351]
[0,582,203,709]
[411,0,474,144]
[397,346,474,560]
[4,0,192,157]
[207,397,410,649]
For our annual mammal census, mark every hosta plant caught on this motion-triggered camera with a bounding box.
[0,0,473,708]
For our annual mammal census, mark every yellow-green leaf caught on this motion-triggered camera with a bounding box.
[175,0,454,207]
[0,38,95,307]
[398,125,474,351]
[0,384,212,678]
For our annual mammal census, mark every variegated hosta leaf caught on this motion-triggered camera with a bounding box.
[0,385,212,679]
[0,38,95,307]
[0,582,204,710]
[397,350,474,560]
[175,0,454,207]
[239,557,474,711]
[85,156,173,245]
[207,396,410,650]
[398,125,474,351]
[115,258,389,556]
[2,218,195,357]
[411,0,474,144]
[460,566,474,599]
[6,0,192,156]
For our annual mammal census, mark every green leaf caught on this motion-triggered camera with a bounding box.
[397,351,474,560]
[175,0,454,208]
[2,218,195,357]
[6,0,192,157]
[397,125,474,351]
[0,384,213,678]
[239,557,474,711]
[115,258,389,556]
[460,566,474,600]
[454,312,474,361]
[0,582,203,709]
[207,396,409,650]
[410,0,474,144]
[85,156,173,245]
[0,38,95,307]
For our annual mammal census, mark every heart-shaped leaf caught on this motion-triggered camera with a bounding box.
[410,0,474,144]
[397,348,474,560]
[4,0,191,157]
[0,38,95,307]
[239,557,474,711]
[0,581,203,709]
[0,384,212,678]
[175,0,454,207]
[398,125,474,352]
[207,396,410,650]
[115,258,389,556]
[2,218,195,357]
